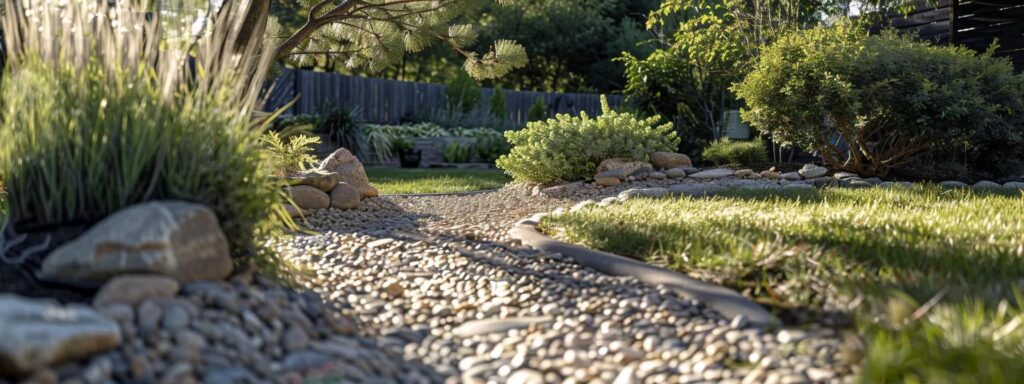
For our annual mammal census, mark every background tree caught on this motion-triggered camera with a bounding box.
[265,0,528,80]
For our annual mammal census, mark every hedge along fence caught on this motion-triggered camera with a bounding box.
[263,68,624,128]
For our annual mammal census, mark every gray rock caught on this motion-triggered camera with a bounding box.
[782,183,814,190]
[797,164,828,179]
[619,188,669,200]
[508,368,546,384]
[760,171,781,180]
[862,177,884,185]
[329,182,361,210]
[283,204,304,218]
[648,172,667,180]
[665,168,687,178]
[973,180,1001,189]
[596,159,654,178]
[781,172,802,181]
[318,148,379,198]
[650,152,692,170]
[0,295,121,376]
[203,366,259,384]
[832,172,858,180]
[688,169,734,179]
[289,185,330,210]
[284,170,342,192]
[93,274,180,307]
[940,180,969,188]
[282,325,311,352]
[40,201,232,286]
[1004,181,1024,189]
[451,317,553,338]
[281,350,332,372]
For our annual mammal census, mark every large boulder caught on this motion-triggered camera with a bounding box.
[0,294,122,377]
[329,182,361,210]
[650,152,692,170]
[284,170,342,192]
[40,201,233,287]
[318,148,379,198]
[288,185,330,210]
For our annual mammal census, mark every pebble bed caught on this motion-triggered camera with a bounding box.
[275,177,860,383]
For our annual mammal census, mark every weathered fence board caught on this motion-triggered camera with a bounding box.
[264,69,623,127]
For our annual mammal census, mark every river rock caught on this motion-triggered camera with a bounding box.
[40,201,232,286]
[318,148,379,198]
[93,274,180,307]
[1005,181,1024,189]
[665,168,687,178]
[760,171,780,179]
[798,164,828,179]
[289,186,330,210]
[687,169,734,179]
[596,159,653,179]
[650,152,692,170]
[0,295,122,376]
[451,317,553,338]
[285,170,342,192]
[329,182,361,210]
[973,180,1001,189]
[596,177,621,187]
[781,172,802,181]
[940,180,969,188]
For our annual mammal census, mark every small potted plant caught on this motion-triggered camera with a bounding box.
[392,138,421,168]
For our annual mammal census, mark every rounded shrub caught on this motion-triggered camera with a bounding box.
[734,21,1024,177]
[702,137,767,166]
[497,96,678,183]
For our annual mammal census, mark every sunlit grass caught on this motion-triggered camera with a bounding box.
[542,186,1024,381]
[366,167,509,194]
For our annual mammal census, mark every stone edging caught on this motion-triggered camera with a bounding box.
[508,212,778,328]
[381,188,504,198]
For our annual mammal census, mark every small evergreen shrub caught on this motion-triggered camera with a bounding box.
[444,141,474,163]
[497,96,678,183]
[527,97,548,122]
[701,138,767,166]
[735,21,1024,177]
[261,133,321,177]
[445,71,483,113]
[474,130,511,163]
[489,87,507,121]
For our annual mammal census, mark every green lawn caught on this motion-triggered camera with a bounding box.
[542,186,1024,382]
[365,167,510,195]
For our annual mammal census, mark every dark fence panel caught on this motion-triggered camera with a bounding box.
[264,69,623,127]
[872,0,1024,71]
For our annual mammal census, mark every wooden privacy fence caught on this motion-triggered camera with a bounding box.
[873,0,1024,71]
[264,69,623,127]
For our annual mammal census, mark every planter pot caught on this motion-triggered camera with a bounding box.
[398,149,422,168]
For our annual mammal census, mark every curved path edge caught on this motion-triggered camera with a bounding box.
[509,213,778,328]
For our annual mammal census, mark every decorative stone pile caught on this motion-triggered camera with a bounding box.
[593,152,697,187]
[284,148,380,216]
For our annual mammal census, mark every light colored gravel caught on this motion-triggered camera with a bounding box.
[273,177,861,383]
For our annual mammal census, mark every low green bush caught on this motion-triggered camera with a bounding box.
[526,97,548,122]
[473,130,511,163]
[735,21,1024,177]
[701,137,767,166]
[497,96,678,183]
[261,133,321,177]
[316,105,363,153]
[444,141,474,163]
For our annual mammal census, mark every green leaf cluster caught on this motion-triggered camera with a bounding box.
[496,96,679,183]
[443,141,474,163]
[734,21,1024,177]
[701,137,767,166]
[261,132,322,177]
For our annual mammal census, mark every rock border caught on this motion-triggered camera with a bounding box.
[508,212,778,328]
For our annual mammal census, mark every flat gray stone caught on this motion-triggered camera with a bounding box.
[40,201,232,286]
[618,188,669,200]
[0,295,122,376]
[973,180,1001,189]
[798,164,828,179]
[832,172,859,180]
[1004,181,1024,189]
[940,181,969,188]
[687,169,734,179]
[780,172,802,181]
[451,317,553,338]
[664,168,687,178]
[93,274,180,306]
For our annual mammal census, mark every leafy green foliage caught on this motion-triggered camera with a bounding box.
[390,138,415,152]
[526,97,548,122]
[444,141,474,163]
[261,132,321,177]
[445,71,483,114]
[543,186,1024,380]
[734,22,1024,177]
[497,96,678,183]
[473,130,511,163]
[365,167,509,194]
[489,87,506,121]
[701,137,767,166]
[316,104,363,153]
[0,0,288,259]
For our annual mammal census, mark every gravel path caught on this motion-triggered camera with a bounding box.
[274,178,860,383]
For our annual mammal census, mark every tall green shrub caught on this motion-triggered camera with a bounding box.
[527,97,548,122]
[497,96,678,183]
[734,21,1024,177]
[489,87,507,121]
[0,0,288,260]
[446,70,483,113]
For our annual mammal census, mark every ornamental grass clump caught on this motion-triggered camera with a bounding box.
[0,0,290,262]
[497,96,678,183]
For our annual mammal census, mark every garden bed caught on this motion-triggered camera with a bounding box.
[539,185,1024,381]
